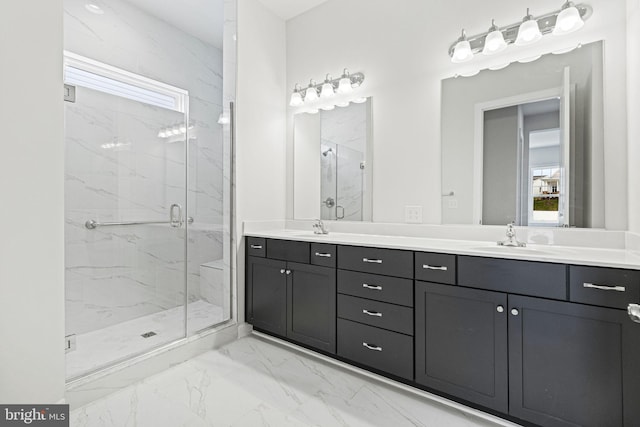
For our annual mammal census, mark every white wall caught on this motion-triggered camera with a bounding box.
[0,0,66,403]
[236,0,287,322]
[286,0,628,229]
[628,0,640,233]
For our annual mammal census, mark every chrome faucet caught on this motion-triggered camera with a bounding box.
[313,219,329,235]
[497,222,526,247]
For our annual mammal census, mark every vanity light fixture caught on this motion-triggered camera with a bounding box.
[451,30,473,63]
[289,69,365,108]
[515,9,542,46]
[304,80,319,102]
[448,2,592,63]
[320,75,335,98]
[482,20,507,55]
[553,1,585,35]
[289,84,304,107]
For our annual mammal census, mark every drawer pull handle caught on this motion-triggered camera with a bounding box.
[423,264,448,271]
[362,309,383,317]
[362,284,383,291]
[362,342,383,352]
[583,283,626,292]
[363,258,383,264]
[629,304,640,323]
[315,252,332,258]
[250,245,263,249]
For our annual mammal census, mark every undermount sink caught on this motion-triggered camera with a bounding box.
[468,245,552,256]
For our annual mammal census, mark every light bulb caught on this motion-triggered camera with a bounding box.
[321,82,335,98]
[289,91,303,107]
[337,77,352,94]
[482,21,507,55]
[515,10,542,46]
[451,30,473,63]
[553,2,584,36]
[304,88,318,102]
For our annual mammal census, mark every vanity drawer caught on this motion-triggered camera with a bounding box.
[266,239,310,264]
[569,266,640,309]
[338,245,413,278]
[458,256,567,300]
[311,243,337,268]
[337,270,413,307]
[247,237,266,257]
[338,294,413,335]
[415,252,456,285]
[337,318,413,380]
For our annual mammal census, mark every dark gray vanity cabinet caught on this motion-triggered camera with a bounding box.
[246,238,337,353]
[414,282,508,413]
[509,295,640,427]
[247,236,640,427]
[336,245,415,380]
[246,256,287,337]
[287,262,336,353]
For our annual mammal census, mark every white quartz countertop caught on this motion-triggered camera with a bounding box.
[245,229,640,270]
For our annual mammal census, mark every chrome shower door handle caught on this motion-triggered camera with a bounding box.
[170,204,183,228]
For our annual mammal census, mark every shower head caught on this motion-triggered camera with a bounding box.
[322,148,334,157]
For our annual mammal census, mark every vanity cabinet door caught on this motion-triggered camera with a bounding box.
[508,295,640,427]
[287,262,336,354]
[414,282,508,414]
[246,257,287,337]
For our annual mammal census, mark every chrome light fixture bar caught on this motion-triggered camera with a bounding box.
[448,2,592,63]
[290,69,365,107]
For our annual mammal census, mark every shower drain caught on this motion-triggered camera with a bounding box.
[141,331,157,338]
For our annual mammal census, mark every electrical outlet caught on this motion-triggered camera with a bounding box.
[405,206,423,223]
[448,199,458,209]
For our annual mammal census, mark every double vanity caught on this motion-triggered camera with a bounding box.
[245,228,640,427]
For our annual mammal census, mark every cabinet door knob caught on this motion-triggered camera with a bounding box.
[280,269,285,274]
[511,308,519,316]
[629,304,640,323]
[285,270,291,275]
[496,305,504,313]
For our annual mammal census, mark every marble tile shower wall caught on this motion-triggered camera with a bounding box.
[320,103,367,221]
[64,0,224,335]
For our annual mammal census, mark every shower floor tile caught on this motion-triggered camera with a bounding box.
[66,300,225,379]
[69,336,509,427]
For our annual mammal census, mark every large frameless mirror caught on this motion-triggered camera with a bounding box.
[441,41,604,228]
[293,99,373,221]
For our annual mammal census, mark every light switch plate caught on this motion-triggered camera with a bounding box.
[405,206,423,223]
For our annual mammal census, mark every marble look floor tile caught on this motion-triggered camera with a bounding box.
[71,336,507,427]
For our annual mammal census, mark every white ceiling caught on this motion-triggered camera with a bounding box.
[124,0,224,48]
[257,0,330,20]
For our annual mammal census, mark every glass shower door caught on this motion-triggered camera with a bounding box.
[64,61,189,380]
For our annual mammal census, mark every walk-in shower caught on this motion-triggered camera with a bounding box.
[63,0,233,380]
